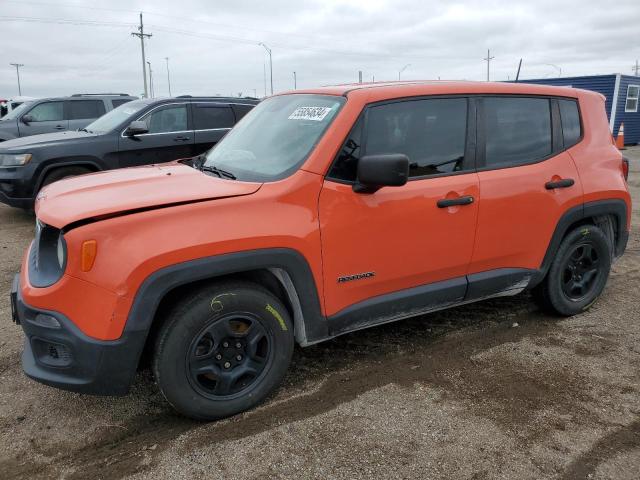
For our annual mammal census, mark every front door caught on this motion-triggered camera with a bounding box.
[319,97,480,322]
[117,103,195,167]
[19,101,68,136]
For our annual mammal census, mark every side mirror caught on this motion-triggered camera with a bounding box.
[21,114,33,125]
[124,120,149,137]
[353,154,409,193]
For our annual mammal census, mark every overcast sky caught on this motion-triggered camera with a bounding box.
[1,0,639,99]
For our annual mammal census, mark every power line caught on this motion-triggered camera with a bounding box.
[0,15,133,27]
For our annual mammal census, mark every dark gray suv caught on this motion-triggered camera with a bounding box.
[0,94,136,141]
[0,96,259,209]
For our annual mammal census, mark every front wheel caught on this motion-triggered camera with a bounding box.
[153,282,294,420]
[534,224,612,316]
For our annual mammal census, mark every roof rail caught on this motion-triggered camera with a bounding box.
[71,93,131,97]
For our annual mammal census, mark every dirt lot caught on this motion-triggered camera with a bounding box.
[0,149,639,480]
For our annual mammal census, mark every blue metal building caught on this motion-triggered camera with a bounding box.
[521,74,640,145]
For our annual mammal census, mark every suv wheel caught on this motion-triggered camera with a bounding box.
[534,224,612,316]
[41,166,92,188]
[153,282,294,420]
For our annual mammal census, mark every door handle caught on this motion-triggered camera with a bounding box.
[437,195,474,208]
[173,136,190,142]
[545,178,574,190]
[54,125,65,130]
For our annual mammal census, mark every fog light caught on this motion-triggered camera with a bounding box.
[31,338,73,367]
[33,313,61,329]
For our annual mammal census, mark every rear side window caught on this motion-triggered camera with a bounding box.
[558,99,581,148]
[484,97,551,167]
[112,98,133,108]
[329,98,468,181]
[68,100,106,120]
[193,104,234,130]
[28,101,64,122]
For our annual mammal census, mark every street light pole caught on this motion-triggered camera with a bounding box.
[147,61,154,98]
[399,64,411,81]
[293,71,297,90]
[165,57,172,96]
[544,63,562,77]
[259,43,273,95]
[9,63,24,95]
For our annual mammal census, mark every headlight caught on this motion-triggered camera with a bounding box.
[28,221,67,288]
[0,153,32,167]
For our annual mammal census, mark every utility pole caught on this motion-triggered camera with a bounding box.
[633,60,640,76]
[358,70,363,83]
[483,49,494,81]
[147,61,154,98]
[131,13,152,98]
[165,57,172,96]
[399,64,411,80]
[259,43,273,95]
[293,71,297,90]
[9,63,24,95]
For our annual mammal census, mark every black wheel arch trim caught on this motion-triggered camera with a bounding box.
[531,198,629,287]
[34,157,104,194]
[123,247,326,354]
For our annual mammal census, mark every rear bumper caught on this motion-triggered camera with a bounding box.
[13,274,144,396]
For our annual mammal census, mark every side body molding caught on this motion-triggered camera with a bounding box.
[124,248,327,346]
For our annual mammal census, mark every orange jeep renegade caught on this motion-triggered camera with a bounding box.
[11,82,631,420]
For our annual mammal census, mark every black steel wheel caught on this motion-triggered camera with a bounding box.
[154,281,294,420]
[534,224,611,316]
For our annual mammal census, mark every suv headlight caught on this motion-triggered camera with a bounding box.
[0,153,32,167]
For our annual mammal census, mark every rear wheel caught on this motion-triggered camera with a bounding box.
[153,282,294,420]
[534,225,611,316]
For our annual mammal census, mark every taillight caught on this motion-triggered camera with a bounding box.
[622,157,629,181]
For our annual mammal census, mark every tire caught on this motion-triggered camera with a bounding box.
[153,281,294,421]
[534,224,612,316]
[41,166,92,188]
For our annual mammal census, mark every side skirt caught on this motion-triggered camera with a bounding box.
[325,268,536,341]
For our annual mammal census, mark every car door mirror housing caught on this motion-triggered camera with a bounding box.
[21,114,33,125]
[124,121,149,137]
[353,154,410,193]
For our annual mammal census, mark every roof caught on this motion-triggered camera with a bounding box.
[281,80,593,102]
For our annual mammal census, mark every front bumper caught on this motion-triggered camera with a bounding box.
[12,274,145,396]
[0,167,35,209]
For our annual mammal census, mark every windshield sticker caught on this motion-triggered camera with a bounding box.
[288,106,333,121]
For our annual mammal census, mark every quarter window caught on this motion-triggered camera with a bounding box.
[142,105,188,134]
[625,85,639,113]
[329,98,468,181]
[68,100,106,120]
[558,99,581,148]
[27,102,64,122]
[484,97,551,167]
[193,105,234,130]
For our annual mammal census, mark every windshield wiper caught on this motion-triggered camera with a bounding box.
[78,128,92,133]
[201,164,237,180]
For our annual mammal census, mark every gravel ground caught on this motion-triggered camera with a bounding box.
[0,148,639,480]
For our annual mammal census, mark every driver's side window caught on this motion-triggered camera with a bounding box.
[329,97,469,182]
[141,105,188,134]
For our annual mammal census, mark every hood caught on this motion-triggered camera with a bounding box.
[0,130,97,150]
[35,162,262,229]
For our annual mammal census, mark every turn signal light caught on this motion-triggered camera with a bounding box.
[81,240,98,272]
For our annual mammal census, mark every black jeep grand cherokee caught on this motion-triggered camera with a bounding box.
[0,96,258,209]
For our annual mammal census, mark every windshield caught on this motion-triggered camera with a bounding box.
[203,94,345,182]
[84,100,148,134]
[1,101,33,121]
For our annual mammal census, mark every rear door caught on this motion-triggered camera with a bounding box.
[66,99,107,130]
[319,97,480,319]
[117,102,194,167]
[192,102,236,155]
[469,96,583,278]
[18,101,67,136]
